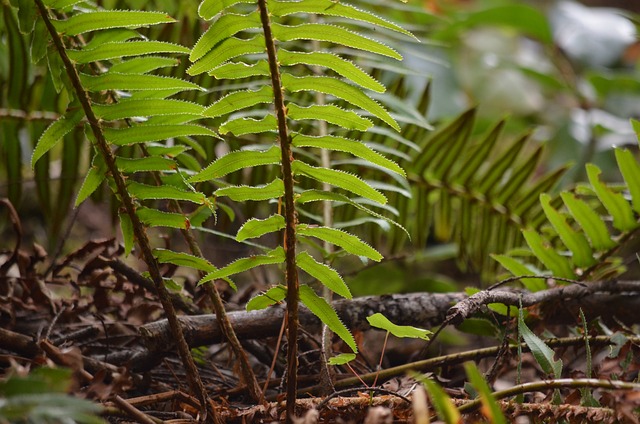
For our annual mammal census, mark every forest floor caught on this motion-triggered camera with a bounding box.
[1,235,640,423]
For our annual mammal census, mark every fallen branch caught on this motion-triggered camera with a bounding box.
[139,280,640,353]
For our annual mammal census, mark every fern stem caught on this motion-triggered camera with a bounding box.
[33,1,216,420]
[257,0,300,420]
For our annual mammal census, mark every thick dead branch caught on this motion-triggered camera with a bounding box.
[139,280,640,353]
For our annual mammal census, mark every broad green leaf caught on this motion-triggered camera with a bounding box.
[209,61,271,79]
[45,0,86,8]
[204,85,273,118]
[246,285,287,311]
[518,305,563,377]
[187,36,265,76]
[291,134,404,176]
[522,229,575,279]
[415,374,462,424]
[127,181,206,204]
[119,212,134,256]
[328,353,356,366]
[491,254,546,292]
[278,50,384,92]
[273,23,402,60]
[216,178,285,202]
[190,145,281,182]
[198,0,255,20]
[236,214,285,241]
[104,124,218,146]
[116,156,177,173]
[198,247,285,286]
[299,285,357,353]
[296,251,351,299]
[586,164,637,232]
[540,193,594,268]
[109,56,179,74]
[137,207,189,229]
[367,313,430,340]
[615,148,640,214]
[220,115,278,136]
[190,12,261,61]
[464,362,507,424]
[154,249,216,272]
[287,104,372,131]
[31,110,83,167]
[270,0,414,38]
[297,224,382,261]
[296,189,409,237]
[94,99,205,120]
[67,41,188,64]
[292,160,386,205]
[52,11,176,36]
[75,158,106,207]
[80,73,202,92]
[282,75,398,130]
[560,192,615,251]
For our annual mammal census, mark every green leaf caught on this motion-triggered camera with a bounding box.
[190,12,261,61]
[367,313,430,340]
[278,50,384,92]
[560,192,615,251]
[586,164,637,232]
[291,134,404,176]
[491,254,546,292]
[52,11,176,36]
[198,247,285,286]
[246,285,287,311]
[282,75,398,130]
[209,61,271,79]
[190,145,281,182]
[297,225,382,261]
[45,0,85,9]
[127,181,206,204]
[75,159,105,207]
[187,36,265,76]
[216,178,285,202]
[67,41,188,64]
[518,305,562,377]
[220,115,278,136]
[109,56,179,74]
[31,110,83,168]
[198,0,255,20]
[287,104,372,131]
[137,207,189,229]
[236,214,285,241]
[522,229,575,279]
[540,193,595,268]
[104,124,218,146]
[292,160,386,205]
[299,284,357,353]
[273,23,402,60]
[203,85,273,118]
[119,212,134,256]
[296,189,409,237]
[94,99,205,120]
[415,374,462,424]
[464,362,507,424]
[615,148,640,214]
[270,0,414,38]
[328,353,356,366]
[154,249,216,272]
[296,251,351,299]
[80,73,202,92]
[116,156,177,173]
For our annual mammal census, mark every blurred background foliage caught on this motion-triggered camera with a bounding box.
[1,0,640,294]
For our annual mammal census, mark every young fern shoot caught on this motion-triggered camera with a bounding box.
[188,0,413,419]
